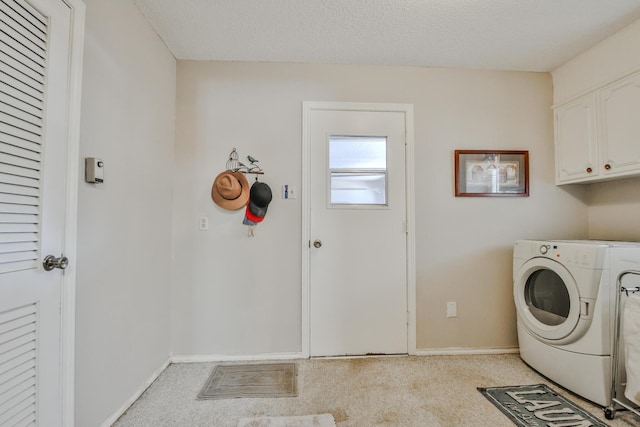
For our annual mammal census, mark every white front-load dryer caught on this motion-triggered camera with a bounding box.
[513,240,640,406]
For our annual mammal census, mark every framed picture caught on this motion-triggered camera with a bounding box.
[454,150,529,197]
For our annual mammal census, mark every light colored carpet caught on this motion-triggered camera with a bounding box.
[237,413,335,427]
[113,354,638,426]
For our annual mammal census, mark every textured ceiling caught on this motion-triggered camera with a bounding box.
[132,0,640,72]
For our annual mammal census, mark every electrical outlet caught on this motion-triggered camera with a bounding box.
[199,216,208,231]
[446,301,457,318]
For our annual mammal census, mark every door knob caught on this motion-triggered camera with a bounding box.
[313,240,322,248]
[43,255,69,271]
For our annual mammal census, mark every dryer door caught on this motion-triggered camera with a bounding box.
[514,258,589,343]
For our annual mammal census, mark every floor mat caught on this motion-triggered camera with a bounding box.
[478,384,609,427]
[198,363,297,400]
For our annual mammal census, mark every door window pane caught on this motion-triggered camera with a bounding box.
[330,173,386,205]
[329,136,387,206]
[329,137,386,169]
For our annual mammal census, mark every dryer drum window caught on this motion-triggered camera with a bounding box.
[525,269,570,326]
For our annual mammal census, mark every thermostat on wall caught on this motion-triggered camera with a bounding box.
[85,157,104,183]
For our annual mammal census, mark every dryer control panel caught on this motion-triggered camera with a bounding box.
[514,240,607,269]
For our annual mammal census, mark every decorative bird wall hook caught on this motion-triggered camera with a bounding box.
[224,149,264,175]
[246,155,263,174]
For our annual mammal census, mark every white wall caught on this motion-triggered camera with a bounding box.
[552,19,640,105]
[172,62,588,356]
[553,18,640,242]
[588,178,640,241]
[75,0,176,425]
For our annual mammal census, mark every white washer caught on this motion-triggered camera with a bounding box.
[513,239,640,406]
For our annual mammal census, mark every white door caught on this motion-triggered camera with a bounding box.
[0,0,74,425]
[307,104,409,357]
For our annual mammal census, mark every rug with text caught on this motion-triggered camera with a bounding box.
[478,384,609,427]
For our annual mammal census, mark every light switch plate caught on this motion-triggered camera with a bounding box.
[85,157,104,183]
[282,184,297,199]
[446,301,457,318]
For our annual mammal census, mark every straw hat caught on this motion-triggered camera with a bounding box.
[211,170,249,210]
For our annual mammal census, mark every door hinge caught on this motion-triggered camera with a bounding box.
[407,310,410,325]
[402,221,408,234]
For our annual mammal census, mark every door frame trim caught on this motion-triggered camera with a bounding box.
[301,101,416,358]
[59,0,85,425]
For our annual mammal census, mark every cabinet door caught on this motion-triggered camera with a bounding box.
[554,94,598,184]
[598,72,640,176]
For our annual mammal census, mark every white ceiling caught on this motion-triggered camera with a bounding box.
[132,0,640,72]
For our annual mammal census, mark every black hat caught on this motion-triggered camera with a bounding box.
[246,182,272,222]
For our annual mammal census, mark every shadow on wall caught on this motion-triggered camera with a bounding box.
[587,177,640,242]
[556,182,590,206]
[588,177,640,206]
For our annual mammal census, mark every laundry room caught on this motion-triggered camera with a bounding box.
[6,0,640,425]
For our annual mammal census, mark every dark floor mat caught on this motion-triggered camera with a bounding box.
[478,384,609,427]
[198,363,297,400]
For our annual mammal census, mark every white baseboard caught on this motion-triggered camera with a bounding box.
[171,348,518,363]
[415,347,520,356]
[100,356,171,427]
[170,352,305,363]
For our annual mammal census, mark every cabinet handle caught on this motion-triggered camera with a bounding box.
[604,164,611,170]
[586,167,593,173]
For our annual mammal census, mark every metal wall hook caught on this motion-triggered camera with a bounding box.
[225,148,265,175]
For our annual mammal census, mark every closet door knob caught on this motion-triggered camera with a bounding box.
[586,167,593,173]
[604,164,611,170]
[43,254,69,271]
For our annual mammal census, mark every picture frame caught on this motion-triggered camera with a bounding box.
[454,150,529,197]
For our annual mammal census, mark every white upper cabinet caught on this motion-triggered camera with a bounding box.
[554,93,598,183]
[554,71,640,184]
[598,72,640,177]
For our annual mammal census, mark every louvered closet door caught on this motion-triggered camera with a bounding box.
[0,0,72,425]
